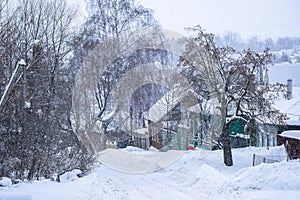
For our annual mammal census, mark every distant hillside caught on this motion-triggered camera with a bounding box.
[272,49,300,64]
[215,33,300,63]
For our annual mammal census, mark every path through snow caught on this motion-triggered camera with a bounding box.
[1,146,299,200]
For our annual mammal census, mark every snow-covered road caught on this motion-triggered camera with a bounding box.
[1,146,300,200]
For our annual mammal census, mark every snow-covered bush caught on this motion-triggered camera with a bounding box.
[0,177,12,187]
[58,169,82,183]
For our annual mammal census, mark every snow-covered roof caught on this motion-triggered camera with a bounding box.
[274,86,300,125]
[279,130,300,140]
[269,63,300,125]
[132,128,148,138]
[269,63,300,86]
[149,85,198,123]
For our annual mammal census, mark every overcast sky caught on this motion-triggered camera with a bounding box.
[138,0,300,40]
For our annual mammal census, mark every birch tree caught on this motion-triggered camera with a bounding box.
[73,0,157,121]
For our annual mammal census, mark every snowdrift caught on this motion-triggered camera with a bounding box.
[1,146,299,200]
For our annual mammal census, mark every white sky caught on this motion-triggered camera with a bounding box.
[138,0,300,39]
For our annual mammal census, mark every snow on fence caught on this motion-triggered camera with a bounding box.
[252,153,289,166]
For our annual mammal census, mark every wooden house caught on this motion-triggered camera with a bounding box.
[148,85,199,151]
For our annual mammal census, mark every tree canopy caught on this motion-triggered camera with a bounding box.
[180,26,287,166]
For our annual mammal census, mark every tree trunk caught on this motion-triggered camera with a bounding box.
[249,118,257,147]
[222,123,233,166]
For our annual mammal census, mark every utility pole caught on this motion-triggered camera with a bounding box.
[20,39,28,136]
[21,41,27,108]
[130,105,133,144]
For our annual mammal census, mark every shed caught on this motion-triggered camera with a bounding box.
[277,130,300,159]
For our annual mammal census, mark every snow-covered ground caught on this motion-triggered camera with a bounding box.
[1,145,299,200]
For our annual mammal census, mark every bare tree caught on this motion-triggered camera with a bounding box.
[215,31,245,51]
[85,0,157,120]
[70,0,159,152]
[180,26,287,166]
[0,0,93,181]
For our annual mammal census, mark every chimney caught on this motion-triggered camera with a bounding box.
[287,79,293,100]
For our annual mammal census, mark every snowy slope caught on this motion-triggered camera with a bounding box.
[1,146,299,200]
[269,63,300,86]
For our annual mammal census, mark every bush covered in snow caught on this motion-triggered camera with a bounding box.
[58,169,82,183]
[0,177,12,187]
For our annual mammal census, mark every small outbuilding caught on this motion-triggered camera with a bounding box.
[277,130,300,159]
